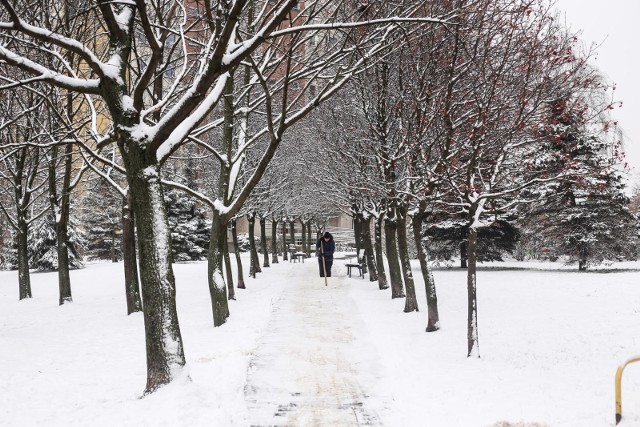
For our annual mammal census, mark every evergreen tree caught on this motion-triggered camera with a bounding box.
[79,179,124,263]
[425,217,520,263]
[524,99,636,269]
[20,213,85,271]
[164,188,211,262]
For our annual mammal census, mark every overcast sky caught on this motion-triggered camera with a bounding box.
[553,0,640,186]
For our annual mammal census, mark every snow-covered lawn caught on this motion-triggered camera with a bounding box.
[1,256,639,426]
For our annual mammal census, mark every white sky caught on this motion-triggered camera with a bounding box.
[554,0,640,187]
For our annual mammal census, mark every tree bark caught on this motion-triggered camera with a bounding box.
[208,209,230,326]
[17,218,32,300]
[306,221,312,257]
[231,218,246,289]
[260,216,269,267]
[384,213,405,299]
[361,215,377,282]
[122,193,143,315]
[111,228,118,263]
[411,210,440,332]
[460,238,468,269]
[397,205,418,312]
[271,219,279,264]
[223,236,235,300]
[354,212,363,259]
[49,143,74,306]
[282,220,288,261]
[289,220,296,250]
[467,227,480,358]
[374,215,388,290]
[300,219,307,259]
[123,158,186,394]
[248,213,261,277]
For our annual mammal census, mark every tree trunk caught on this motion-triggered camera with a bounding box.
[17,218,32,300]
[384,215,405,298]
[223,236,235,300]
[260,217,269,267]
[271,220,279,264]
[111,228,118,263]
[282,220,288,261]
[467,227,480,358]
[231,218,246,289]
[208,209,230,326]
[122,193,143,315]
[300,219,307,259]
[411,211,440,332]
[397,205,417,312]
[354,213,363,259]
[50,143,74,306]
[56,218,73,305]
[460,238,468,269]
[374,215,388,290]
[306,222,312,257]
[124,159,186,394]
[289,220,296,251]
[248,213,261,277]
[361,215,377,282]
[578,244,588,270]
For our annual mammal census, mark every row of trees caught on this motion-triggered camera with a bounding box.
[0,0,453,393]
[1,0,636,394]
[308,0,636,358]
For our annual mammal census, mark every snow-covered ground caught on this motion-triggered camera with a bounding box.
[1,255,639,426]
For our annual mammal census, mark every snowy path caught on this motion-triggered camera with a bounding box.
[244,260,389,426]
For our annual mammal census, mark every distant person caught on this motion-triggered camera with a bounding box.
[316,231,335,277]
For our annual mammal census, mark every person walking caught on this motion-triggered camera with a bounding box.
[316,231,335,277]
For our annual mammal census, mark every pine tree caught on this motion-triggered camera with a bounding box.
[23,213,85,271]
[79,180,124,263]
[164,188,211,262]
[425,217,520,263]
[524,99,636,269]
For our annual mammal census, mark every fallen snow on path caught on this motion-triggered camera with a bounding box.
[0,257,639,426]
[245,261,388,426]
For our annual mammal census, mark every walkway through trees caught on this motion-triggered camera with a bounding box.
[244,261,389,426]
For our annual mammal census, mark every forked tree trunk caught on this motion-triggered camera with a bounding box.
[374,215,388,290]
[271,220,279,264]
[411,211,440,331]
[384,216,405,299]
[467,227,479,358]
[17,218,32,300]
[361,215,378,282]
[397,205,417,312]
[124,158,186,394]
[231,218,246,289]
[122,193,143,315]
[260,217,269,267]
[223,237,235,300]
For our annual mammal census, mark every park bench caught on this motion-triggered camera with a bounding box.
[345,256,366,279]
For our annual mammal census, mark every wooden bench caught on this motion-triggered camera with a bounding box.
[345,257,365,278]
[292,252,306,263]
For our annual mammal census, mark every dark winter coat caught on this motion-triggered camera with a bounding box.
[316,233,335,260]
